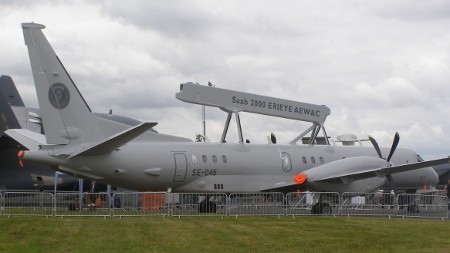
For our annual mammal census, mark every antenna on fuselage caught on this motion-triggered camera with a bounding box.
[176,82,331,145]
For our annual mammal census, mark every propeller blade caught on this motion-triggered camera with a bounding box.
[386,174,397,194]
[386,132,400,162]
[368,135,383,159]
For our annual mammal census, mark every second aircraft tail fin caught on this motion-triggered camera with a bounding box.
[0,76,21,135]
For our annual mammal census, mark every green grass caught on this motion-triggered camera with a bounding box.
[0,216,449,253]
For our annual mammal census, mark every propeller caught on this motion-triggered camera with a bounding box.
[386,132,400,162]
[368,133,400,192]
[368,132,399,162]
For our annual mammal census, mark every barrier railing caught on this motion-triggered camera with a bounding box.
[2,191,53,217]
[286,192,340,216]
[171,193,227,217]
[396,193,448,219]
[54,192,111,217]
[112,192,170,217]
[341,192,396,217]
[227,193,285,216]
[0,190,447,219]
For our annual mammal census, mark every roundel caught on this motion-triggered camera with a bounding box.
[48,83,70,109]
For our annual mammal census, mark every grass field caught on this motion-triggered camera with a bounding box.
[0,216,449,253]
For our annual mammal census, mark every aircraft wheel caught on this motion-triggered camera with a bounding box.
[321,203,332,215]
[198,201,217,213]
[407,204,419,213]
[311,203,321,214]
[311,203,331,215]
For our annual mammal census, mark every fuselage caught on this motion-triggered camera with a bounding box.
[24,140,438,193]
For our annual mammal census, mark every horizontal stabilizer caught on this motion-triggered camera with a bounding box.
[5,129,47,150]
[69,122,157,158]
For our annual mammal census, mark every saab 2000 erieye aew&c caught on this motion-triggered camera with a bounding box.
[6,23,450,203]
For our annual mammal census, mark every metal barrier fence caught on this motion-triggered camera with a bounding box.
[227,193,285,216]
[286,192,340,216]
[112,192,170,217]
[2,191,53,217]
[54,192,111,217]
[171,193,227,217]
[396,193,448,219]
[0,191,448,219]
[341,192,396,217]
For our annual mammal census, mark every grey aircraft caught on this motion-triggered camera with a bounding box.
[6,23,450,212]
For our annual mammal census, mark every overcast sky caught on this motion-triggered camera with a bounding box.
[1,0,449,160]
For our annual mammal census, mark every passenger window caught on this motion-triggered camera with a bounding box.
[212,155,217,163]
[222,155,227,163]
[311,157,316,164]
[302,156,307,164]
[202,155,207,163]
[319,157,324,164]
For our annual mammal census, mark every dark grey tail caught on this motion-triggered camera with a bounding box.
[0,75,22,135]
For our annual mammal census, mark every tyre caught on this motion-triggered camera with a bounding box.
[198,201,217,213]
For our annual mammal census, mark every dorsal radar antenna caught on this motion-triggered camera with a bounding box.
[176,82,331,144]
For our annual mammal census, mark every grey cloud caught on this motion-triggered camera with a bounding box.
[102,0,220,39]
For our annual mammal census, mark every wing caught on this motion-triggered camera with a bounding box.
[260,156,450,192]
[319,157,450,182]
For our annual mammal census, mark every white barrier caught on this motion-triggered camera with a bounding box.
[54,192,111,217]
[396,193,448,219]
[341,192,396,217]
[227,193,285,216]
[0,191,447,219]
[2,191,53,216]
[171,193,227,217]
[286,192,340,216]
[112,192,169,217]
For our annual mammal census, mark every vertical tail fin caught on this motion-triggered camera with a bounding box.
[22,23,103,145]
[0,76,21,135]
[0,75,25,107]
[0,75,43,135]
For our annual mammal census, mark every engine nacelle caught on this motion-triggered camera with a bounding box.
[302,156,389,193]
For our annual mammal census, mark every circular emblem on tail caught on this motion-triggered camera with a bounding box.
[48,83,70,109]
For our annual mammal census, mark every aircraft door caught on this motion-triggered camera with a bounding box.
[281,152,292,172]
[173,153,187,182]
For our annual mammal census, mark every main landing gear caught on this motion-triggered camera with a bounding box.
[310,193,333,215]
[311,202,332,215]
[198,200,217,213]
